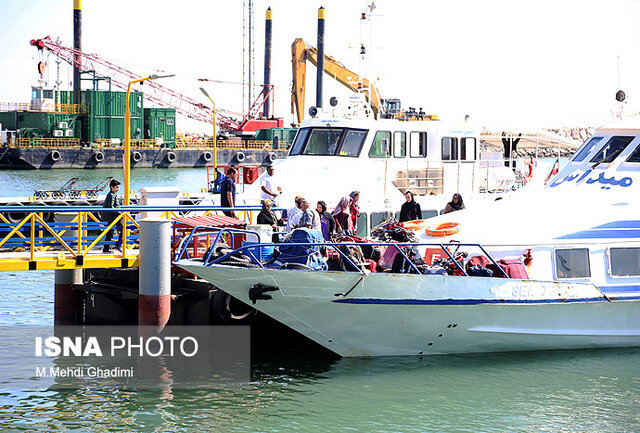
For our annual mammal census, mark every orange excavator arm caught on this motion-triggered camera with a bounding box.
[291,38,381,124]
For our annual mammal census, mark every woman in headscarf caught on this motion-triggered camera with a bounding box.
[399,190,422,222]
[349,191,360,234]
[256,199,280,229]
[444,193,465,214]
[316,201,336,240]
[332,196,354,235]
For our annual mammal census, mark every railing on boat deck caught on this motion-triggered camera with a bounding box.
[174,226,510,278]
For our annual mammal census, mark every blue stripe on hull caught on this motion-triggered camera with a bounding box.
[333,297,609,305]
[595,220,640,229]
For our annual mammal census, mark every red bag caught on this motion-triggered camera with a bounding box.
[487,258,529,279]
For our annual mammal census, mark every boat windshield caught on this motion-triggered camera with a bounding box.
[590,136,635,164]
[288,127,368,157]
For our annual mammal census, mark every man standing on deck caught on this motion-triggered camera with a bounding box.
[220,167,238,218]
[102,179,122,253]
[260,165,282,204]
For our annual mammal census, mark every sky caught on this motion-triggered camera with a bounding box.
[1,0,640,133]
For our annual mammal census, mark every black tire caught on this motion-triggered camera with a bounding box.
[68,190,81,199]
[211,289,257,325]
[235,151,246,163]
[131,151,142,163]
[203,151,212,162]
[93,151,104,163]
[166,151,176,163]
[86,191,98,199]
[31,201,53,222]
[49,150,60,161]
[266,152,277,163]
[34,191,47,200]
[51,200,70,223]
[281,262,313,271]
[3,202,26,224]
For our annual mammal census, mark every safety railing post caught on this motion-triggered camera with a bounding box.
[30,213,35,261]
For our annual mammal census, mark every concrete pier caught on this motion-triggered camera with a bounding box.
[138,218,172,331]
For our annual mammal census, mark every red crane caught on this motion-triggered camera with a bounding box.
[30,36,282,133]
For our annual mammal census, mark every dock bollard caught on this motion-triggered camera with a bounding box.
[54,269,83,325]
[138,217,172,331]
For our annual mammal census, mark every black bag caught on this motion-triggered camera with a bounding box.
[467,265,494,277]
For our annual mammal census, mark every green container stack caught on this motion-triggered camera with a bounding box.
[255,127,298,149]
[143,108,176,147]
[82,90,144,142]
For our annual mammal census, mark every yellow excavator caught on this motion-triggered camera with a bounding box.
[291,38,383,123]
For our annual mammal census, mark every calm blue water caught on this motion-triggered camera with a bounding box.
[1,165,639,432]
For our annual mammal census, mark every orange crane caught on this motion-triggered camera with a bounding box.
[31,36,282,133]
[291,38,383,123]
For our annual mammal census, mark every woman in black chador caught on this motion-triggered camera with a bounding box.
[444,193,465,214]
[399,190,422,222]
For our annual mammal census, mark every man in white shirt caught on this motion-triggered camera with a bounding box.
[260,165,282,204]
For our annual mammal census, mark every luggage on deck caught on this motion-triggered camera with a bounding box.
[486,258,529,279]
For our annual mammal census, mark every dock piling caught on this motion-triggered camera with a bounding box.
[138,218,172,332]
[54,269,83,325]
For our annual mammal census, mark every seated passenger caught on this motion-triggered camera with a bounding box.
[256,199,281,229]
[444,193,465,214]
[296,198,321,230]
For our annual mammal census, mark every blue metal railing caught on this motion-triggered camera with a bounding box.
[174,225,510,278]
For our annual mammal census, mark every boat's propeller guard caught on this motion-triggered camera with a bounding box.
[248,283,280,304]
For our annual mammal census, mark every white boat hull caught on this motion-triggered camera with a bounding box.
[177,260,640,357]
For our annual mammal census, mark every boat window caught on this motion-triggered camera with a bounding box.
[572,136,603,162]
[555,248,591,279]
[626,142,640,163]
[410,132,427,157]
[303,128,345,155]
[338,129,367,157]
[43,90,53,99]
[461,137,476,160]
[609,247,640,277]
[442,137,458,160]
[590,136,635,164]
[289,128,310,156]
[369,131,392,158]
[393,132,406,158]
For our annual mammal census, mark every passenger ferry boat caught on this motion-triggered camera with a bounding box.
[237,97,525,232]
[176,114,640,357]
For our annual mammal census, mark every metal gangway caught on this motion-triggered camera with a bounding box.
[0,205,260,272]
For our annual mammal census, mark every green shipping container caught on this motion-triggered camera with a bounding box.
[255,127,298,149]
[87,116,143,142]
[3,112,79,137]
[143,108,176,146]
[80,90,144,117]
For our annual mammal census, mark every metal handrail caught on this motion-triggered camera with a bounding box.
[174,225,509,278]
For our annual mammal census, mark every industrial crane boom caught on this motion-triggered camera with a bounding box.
[30,36,280,133]
[291,38,382,123]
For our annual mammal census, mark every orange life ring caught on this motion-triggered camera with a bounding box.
[400,219,427,231]
[243,166,259,184]
[425,222,460,237]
